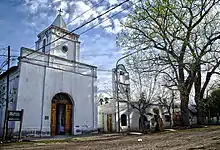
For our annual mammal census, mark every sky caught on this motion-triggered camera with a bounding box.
[0,0,133,92]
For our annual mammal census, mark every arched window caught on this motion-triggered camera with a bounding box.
[121,114,127,126]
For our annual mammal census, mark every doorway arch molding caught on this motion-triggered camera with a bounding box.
[51,92,74,104]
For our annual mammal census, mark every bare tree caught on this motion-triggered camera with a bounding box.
[116,54,164,132]
[0,85,16,108]
[117,0,220,126]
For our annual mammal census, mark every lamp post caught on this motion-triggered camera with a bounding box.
[115,64,130,132]
[115,48,146,132]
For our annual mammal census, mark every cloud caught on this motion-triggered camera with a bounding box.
[80,31,123,70]
[59,1,68,10]
[69,1,99,26]
[108,0,119,5]
[20,0,130,34]
[22,0,48,14]
[14,0,132,93]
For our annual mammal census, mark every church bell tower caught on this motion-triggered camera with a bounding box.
[35,9,80,62]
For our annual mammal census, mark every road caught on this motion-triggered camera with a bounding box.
[1,127,220,150]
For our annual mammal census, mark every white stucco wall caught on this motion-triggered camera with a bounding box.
[98,101,172,132]
[14,48,97,136]
[36,27,80,62]
[98,101,116,132]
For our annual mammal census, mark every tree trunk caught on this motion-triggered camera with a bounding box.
[139,114,145,132]
[208,109,211,124]
[168,110,172,128]
[194,65,205,125]
[196,102,205,124]
[195,92,205,124]
[180,91,190,126]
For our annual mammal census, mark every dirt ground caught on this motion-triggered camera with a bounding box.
[1,127,220,150]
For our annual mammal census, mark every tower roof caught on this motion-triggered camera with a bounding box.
[51,12,67,30]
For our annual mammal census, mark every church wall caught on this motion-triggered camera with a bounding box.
[98,100,117,132]
[13,48,97,136]
[50,33,80,61]
[15,62,46,136]
[41,67,97,135]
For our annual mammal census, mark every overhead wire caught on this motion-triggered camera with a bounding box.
[30,0,133,60]
[21,57,113,72]
[65,0,105,27]
[2,0,140,75]
[0,61,8,71]
[20,10,139,75]
[0,57,18,70]
[0,55,18,57]
[21,0,130,59]
[79,3,132,35]
[24,0,106,50]
[0,47,7,51]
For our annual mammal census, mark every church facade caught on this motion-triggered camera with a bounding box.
[0,12,97,136]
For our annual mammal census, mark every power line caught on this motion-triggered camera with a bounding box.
[0,61,7,70]
[21,57,112,72]
[21,59,96,78]
[30,1,132,60]
[0,73,18,85]
[23,0,106,50]
[0,47,7,51]
[0,48,21,53]
[21,0,129,59]
[65,0,105,27]
[0,55,18,57]
[79,2,133,35]
[0,58,17,71]
[97,69,113,72]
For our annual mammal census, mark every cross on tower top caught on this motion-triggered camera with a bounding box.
[58,8,63,15]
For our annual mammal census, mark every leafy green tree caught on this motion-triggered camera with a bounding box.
[117,0,220,126]
[206,88,220,124]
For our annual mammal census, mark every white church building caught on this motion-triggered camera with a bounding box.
[0,12,97,137]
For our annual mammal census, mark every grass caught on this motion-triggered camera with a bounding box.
[71,137,95,141]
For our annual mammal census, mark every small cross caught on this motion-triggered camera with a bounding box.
[58,8,63,15]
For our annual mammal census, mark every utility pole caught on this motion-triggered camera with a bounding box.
[115,69,120,133]
[3,46,10,141]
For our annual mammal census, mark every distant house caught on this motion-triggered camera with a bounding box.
[98,100,172,132]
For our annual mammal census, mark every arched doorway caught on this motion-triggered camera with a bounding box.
[51,93,73,136]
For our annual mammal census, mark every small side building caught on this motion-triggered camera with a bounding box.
[98,99,172,132]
